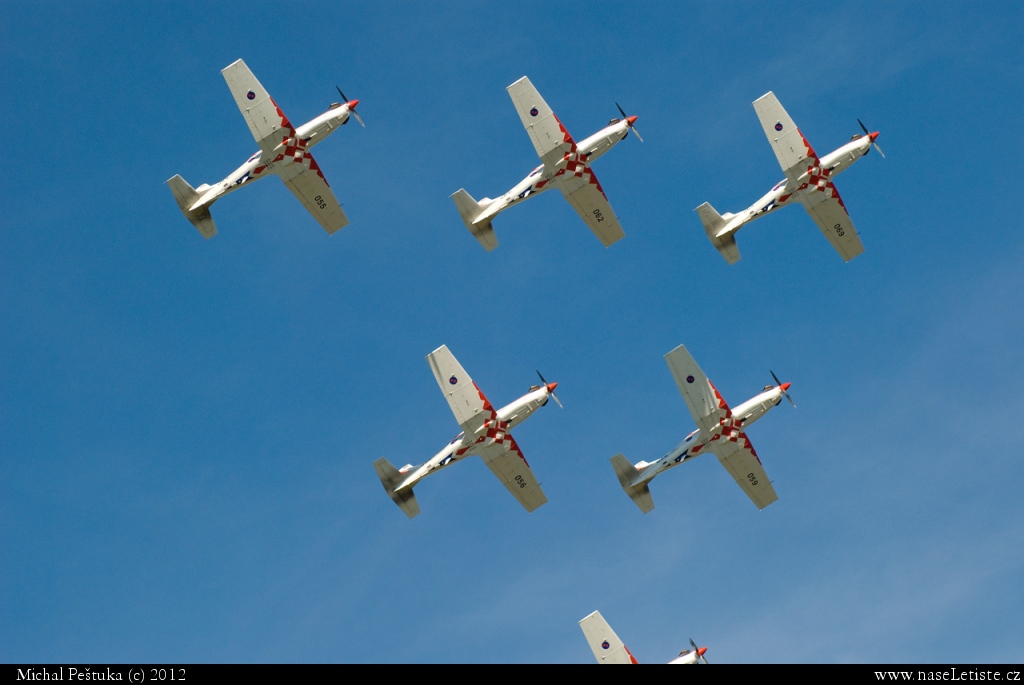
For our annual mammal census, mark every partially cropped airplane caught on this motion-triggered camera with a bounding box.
[580,610,709,664]
[611,344,793,512]
[167,58,363,239]
[373,345,560,518]
[452,75,640,250]
[696,91,884,263]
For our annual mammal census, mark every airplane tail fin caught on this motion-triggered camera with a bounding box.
[167,175,218,239]
[579,610,639,664]
[373,457,421,519]
[610,454,654,514]
[695,202,740,265]
[451,188,498,251]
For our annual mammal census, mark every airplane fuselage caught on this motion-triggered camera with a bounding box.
[728,134,873,230]
[480,119,632,221]
[630,385,787,486]
[190,103,357,211]
[396,385,554,488]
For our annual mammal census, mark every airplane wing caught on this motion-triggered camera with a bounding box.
[507,76,575,169]
[753,92,865,261]
[426,345,496,432]
[709,433,778,510]
[274,155,349,234]
[222,59,295,154]
[664,344,729,434]
[579,611,638,664]
[553,165,625,247]
[475,435,548,513]
[799,184,865,262]
[752,91,819,184]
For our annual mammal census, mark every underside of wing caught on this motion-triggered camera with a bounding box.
[664,344,728,433]
[579,611,637,664]
[507,76,575,168]
[711,434,778,510]
[426,345,495,431]
[554,165,624,247]
[476,436,548,513]
[222,59,295,153]
[275,155,349,234]
[799,186,865,262]
[753,91,819,183]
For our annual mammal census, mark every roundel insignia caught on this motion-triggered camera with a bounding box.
[246,90,256,101]
[530,107,539,116]
[686,375,695,383]
[449,375,458,385]
[774,121,783,131]
[601,641,610,650]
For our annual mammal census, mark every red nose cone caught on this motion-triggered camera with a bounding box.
[697,647,707,656]
[347,99,359,110]
[869,131,879,142]
[627,115,638,126]
[780,382,791,392]
[546,382,558,394]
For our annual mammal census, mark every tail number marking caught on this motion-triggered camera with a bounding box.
[593,209,605,223]
[747,472,759,486]
[314,195,328,210]
[514,475,527,489]
[833,222,845,237]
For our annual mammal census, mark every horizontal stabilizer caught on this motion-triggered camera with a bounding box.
[695,202,739,264]
[167,174,217,239]
[373,457,420,519]
[611,453,654,514]
[451,189,498,251]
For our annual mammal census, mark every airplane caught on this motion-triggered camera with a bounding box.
[452,75,641,250]
[611,343,793,513]
[166,58,364,239]
[373,345,561,518]
[696,90,884,264]
[579,610,709,664]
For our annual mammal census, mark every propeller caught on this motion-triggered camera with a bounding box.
[770,370,796,407]
[615,102,643,142]
[857,118,884,158]
[689,638,710,664]
[336,86,365,127]
[536,370,563,408]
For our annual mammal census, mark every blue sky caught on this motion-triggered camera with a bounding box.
[2,1,1023,664]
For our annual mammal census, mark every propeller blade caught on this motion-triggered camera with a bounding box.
[858,118,884,158]
[770,370,796,407]
[536,370,563,408]
[337,86,365,127]
[615,102,643,142]
[688,638,709,664]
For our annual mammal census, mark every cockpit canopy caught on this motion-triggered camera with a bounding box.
[608,117,621,126]
[328,102,343,110]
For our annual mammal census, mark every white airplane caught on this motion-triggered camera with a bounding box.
[167,58,364,239]
[373,345,561,518]
[452,76,640,250]
[696,91,884,264]
[611,344,794,513]
[579,610,709,664]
